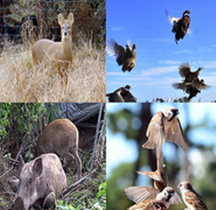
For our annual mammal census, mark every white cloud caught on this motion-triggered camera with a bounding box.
[174,49,193,54]
[111,27,123,31]
[141,65,178,76]
[202,61,216,69]
[158,60,180,65]
[106,71,129,76]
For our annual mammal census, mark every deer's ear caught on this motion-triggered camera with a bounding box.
[68,12,74,25]
[58,13,64,25]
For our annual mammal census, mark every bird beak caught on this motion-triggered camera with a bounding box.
[174,109,179,116]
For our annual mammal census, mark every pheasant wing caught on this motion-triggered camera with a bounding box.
[179,63,191,78]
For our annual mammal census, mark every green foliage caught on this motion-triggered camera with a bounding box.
[57,182,106,210]
[107,163,135,210]
[8,103,46,136]
[95,182,106,209]
[0,103,48,159]
[0,196,9,206]
[9,0,36,22]
[57,200,75,210]
[0,103,11,138]
[155,98,165,102]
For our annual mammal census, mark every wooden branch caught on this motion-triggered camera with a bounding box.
[60,169,97,197]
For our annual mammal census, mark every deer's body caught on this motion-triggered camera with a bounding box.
[32,13,74,81]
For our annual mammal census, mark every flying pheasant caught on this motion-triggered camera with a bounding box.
[178,63,203,82]
[172,63,209,100]
[166,10,191,43]
[107,39,136,72]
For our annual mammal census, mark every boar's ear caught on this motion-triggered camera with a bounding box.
[18,155,25,176]
[32,158,43,177]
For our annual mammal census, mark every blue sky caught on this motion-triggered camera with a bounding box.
[106,0,216,102]
[107,103,216,182]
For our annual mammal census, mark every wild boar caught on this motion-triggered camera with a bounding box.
[11,153,67,210]
[36,119,82,178]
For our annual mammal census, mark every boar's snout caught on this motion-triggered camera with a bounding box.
[11,197,25,210]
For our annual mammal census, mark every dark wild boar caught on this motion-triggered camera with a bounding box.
[11,153,67,210]
[36,119,82,178]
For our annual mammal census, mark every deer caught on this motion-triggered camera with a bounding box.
[32,12,74,83]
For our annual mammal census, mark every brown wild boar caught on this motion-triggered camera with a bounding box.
[11,153,67,210]
[36,118,82,178]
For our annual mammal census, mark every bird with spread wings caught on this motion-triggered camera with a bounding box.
[125,107,187,209]
[173,63,209,101]
[166,10,191,44]
[107,39,136,72]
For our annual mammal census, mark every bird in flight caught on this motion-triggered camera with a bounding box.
[173,63,209,100]
[142,107,189,158]
[166,10,191,44]
[107,39,136,72]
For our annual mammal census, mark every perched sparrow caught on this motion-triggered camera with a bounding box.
[156,187,182,208]
[106,85,137,102]
[142,107,189,159]
[178,181,208,210]
[125,186,181,208]
[107,39,136,72]
[166,10,191,44]
[178,63,203,83]
[127,199,167,210]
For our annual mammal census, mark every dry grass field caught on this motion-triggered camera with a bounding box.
[0,41,105,102]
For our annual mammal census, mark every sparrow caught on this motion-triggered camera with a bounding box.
[127,199,167,210]
[178,63,203,83]
[106,85,137,102]
[142,107,189,159]
[126,187,181,209]
[166,10,191,44]
[178,181,208,210]
[137,151,168,192]
[107,39,136,72]
[137,166,167,192]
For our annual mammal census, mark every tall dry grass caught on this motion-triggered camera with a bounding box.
[0,41,105,102]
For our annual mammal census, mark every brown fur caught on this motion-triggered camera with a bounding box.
[11,154,67,210]
[32,13,74,83]
[36,119,82,178]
